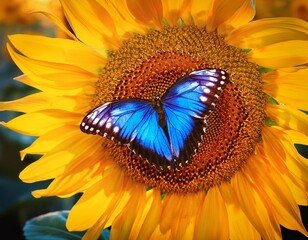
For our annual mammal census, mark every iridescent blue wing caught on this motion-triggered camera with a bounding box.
[81,69,229,171]
[80,100,173,168]
[162,68,229,168]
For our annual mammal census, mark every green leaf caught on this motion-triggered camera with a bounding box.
[162,18,170,27]
[266,117,278,127]
[242,48,252,53]
[267,96,279,105]
[177,18,184,27]
[161,192,166,199]
[23,211,110,240]
[258,67,274,73]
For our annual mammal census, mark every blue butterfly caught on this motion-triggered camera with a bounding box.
[80,68,229,170]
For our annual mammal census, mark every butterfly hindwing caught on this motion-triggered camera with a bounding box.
[80,100,173,165]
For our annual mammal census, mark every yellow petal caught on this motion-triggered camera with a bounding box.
[194,186,229,240]
[171,192,203,239]
[256,135,308,205]
[178,215,195,240]
[256,144,308,206]
[95,0,148,37]
[9,34,105,72]
[218,0,255,35]
[0,92,89,114]
[126,0,163,28]
[227,17,308,49]
[3,110,79,136]
[283,175,308,206]
[255,140,288,175]
[280,130,308,172]
[82,215,109,240]
[266,104,308,136]
[285,129,308,145]
[35,11,77,40]
[248,40,308,68]
[263,68,308,110]
[248,154,308,237]
[60,0,118,55]
[231,170,281,240]
[7,44,97,90]
[110,184,146,240]
[20,134,99,182]
[14,75,86,96]
[33,149,112,198]
[207,0,253,32]
[150,226,171,239]
[20,125,79,159]
[130,189,162,240]
[262,126,308,183]
[32,164,101,198]
[189,0,212,27]
[83,179,139,240]
[67,168,125,231]
[220,183,260,240]
[161,0,193,26]
[160,194,183,234]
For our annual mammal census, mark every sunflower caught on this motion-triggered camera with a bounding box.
[1,0,308,239]
[0,0,60,24]
[255,0,308,22]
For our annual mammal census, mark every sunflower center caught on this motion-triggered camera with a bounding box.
[94,26,266,193]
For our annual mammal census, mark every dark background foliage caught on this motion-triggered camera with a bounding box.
[0,14,82,239]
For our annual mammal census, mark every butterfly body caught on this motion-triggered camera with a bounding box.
[81,68,229,170]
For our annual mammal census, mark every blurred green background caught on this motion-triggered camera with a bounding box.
[0,0,307,239]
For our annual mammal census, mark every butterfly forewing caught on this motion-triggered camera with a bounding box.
[80,68,229,171]
[161,68,229,168]
[80,99,173,165]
